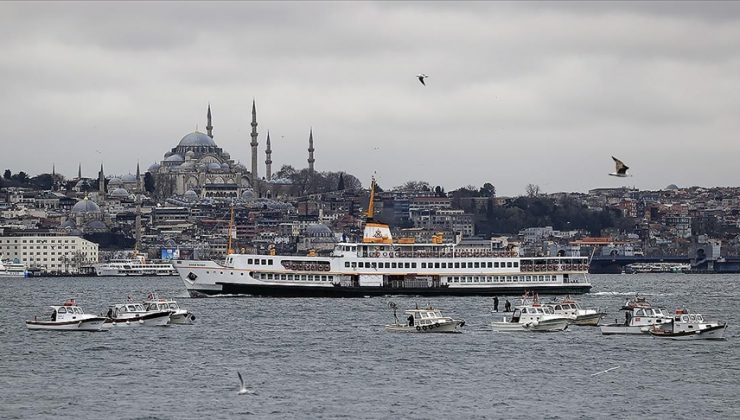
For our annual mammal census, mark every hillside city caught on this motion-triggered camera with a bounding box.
[2,160,738,275]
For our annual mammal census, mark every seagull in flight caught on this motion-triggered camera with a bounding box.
[237,371,254,395]
[417,74,428,86]
[609,156,631,177]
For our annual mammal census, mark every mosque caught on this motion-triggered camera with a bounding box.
[146,101,316,199]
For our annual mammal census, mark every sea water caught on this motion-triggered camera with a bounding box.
[1,274,739,419]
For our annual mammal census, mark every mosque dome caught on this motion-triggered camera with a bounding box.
[71,197,101,215]
[185,150,195,159]
[164,154,184,163]
[164,151,173,158]
[220,163,230,170]
[108,177,123,186]
[178,131,217,147]
[110,188,129,198]
[184,190,199,200]
[665,184,679,191]
[207,162,222,171]
[121,174,137,182]
[148,163,161,172]
[179,161,195,170]
[305,223,333,237]
[60,219,76,229]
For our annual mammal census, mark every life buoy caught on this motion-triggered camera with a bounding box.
[416,326,421,331]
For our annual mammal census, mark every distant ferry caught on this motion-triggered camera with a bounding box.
[95,254,177,276]
[0,258,29,278]
[624,262,690,274]
[173,179,592,297]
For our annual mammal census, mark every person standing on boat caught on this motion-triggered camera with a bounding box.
[504,299,511,312]
[493,296,499,312]
[407,314,414,327]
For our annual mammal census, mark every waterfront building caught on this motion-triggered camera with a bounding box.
[0,235,99,274]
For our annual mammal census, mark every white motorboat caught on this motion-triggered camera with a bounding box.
[104,302,171,327]
[649,309,727,340]
[384,303,465,333]
[600,295,672,335]
[26,299,107,331]
[544,296,606,326]
[143,294,195,325]
[0,257,29,278]
[491,303,571,332]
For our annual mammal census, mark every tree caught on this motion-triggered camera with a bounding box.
[11,171,29,184]
[337,172,345,190]
[480,182,495,197]
[144,172,156,193]
[3,169,10,179]
[526,184,540,197]
[396,180,431,192]
[31,173,54,190]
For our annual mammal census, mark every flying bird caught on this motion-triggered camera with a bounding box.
[237,371,254,395]
[417,74,428,86]
[609,156,631,177]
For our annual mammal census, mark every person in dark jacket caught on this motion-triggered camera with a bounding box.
[493,296,499,312]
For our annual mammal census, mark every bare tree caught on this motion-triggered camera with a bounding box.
[526,184,541,197]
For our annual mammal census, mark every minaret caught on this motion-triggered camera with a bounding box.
[135,195,142,252]
[250,99,259,179]
[98,164,105,195]
[206,104,213,139]
[52,164,56,191]
[135,162,141,192]
[77,163,82,180]
[307,128,315,173]
[265,131,272,180]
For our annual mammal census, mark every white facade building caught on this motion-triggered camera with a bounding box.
[0,235,99,274]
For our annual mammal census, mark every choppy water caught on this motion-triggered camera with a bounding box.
[1,274,739,419]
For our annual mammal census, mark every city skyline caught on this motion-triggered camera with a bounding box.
[2,2,740,195]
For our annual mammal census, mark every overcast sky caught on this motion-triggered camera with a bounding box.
[2,1,740,196]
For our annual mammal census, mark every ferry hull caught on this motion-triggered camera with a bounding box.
[184,282,592,298]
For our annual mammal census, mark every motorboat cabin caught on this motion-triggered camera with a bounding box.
[105,302,171,327]
[491,304,570,332]
[143,296,195,325]
[600,297,671,335]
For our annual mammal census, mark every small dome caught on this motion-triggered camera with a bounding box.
[84,220,107,230]
[184,190,198,199]
[222,152,230,160]
[121,174,137,182]
[71,197,101,215]
[220,163,230,170]
[108,177,123,186]
[148,163,161,172]
[305,224,333,236]
[178,131,217,147]
[110,188,129,198]
[179,161,195,170]
[241,189,256,200]
[60,220,76,229]
[207,162,222,171]
[164,154,184,163]
[185,150,195,158]
[665,184,679,190]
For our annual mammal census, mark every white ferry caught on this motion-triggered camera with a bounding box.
[0,257,29,278]
[95,254,177,276]
[174,179,592,298]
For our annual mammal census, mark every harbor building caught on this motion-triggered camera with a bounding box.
[0,235,99,274]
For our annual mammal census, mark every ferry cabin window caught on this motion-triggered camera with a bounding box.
[507,262,513,268]
[345,262,350,268]
[351,262,357,268]
[268,260,273,265]
[434,262,440,269]
[513,262,519,268]
[494,262,500,268]
[454,262,460,268]
[358,262,364,268]
[385,262,390,268]
[261,259,267,265]
[487,262,493,268]
[421,263,427,268]
[474,262,480,268]
[248,259,253,264]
